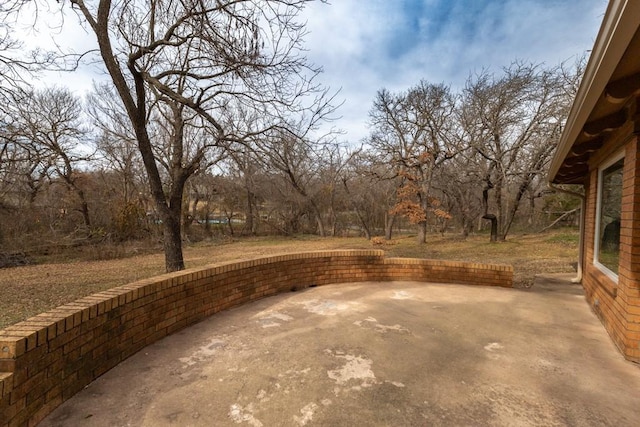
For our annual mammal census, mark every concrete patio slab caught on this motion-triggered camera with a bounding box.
[40,274,640,426]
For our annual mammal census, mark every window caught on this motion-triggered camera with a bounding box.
[595,155,624,278]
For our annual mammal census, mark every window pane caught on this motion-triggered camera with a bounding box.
[598,158,624,274]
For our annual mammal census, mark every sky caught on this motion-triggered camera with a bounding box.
[301,0,607,142]
[16,0,608,144]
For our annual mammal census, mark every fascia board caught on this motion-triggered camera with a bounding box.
[549,0,640,183]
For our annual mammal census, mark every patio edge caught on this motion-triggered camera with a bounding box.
[0,251,512,427]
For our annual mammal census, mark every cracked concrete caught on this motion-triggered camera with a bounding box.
[40,274,640,426]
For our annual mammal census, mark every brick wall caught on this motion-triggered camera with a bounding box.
[618,136,640,361]
[582,135,640,363]
[0,251,512,427]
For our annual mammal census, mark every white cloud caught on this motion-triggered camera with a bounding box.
[10,0,607,144]
[13,1,105,95]
[302,0,606,143]
[301,1,404,144]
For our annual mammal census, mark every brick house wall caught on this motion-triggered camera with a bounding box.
[581,130,640,362]
[0,251,512,427]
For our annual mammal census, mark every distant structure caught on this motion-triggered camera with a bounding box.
[549,0,640,362]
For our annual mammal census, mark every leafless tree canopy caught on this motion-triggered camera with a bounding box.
[368,81,459,243]
[364,62,582,242]
[0,1,585,264]
[1,0,338,271]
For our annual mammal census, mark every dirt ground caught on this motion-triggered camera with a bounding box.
[0,230,579,329]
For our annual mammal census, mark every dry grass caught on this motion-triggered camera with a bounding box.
[0,229,579,329]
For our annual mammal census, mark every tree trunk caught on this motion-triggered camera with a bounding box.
[226,211,235,236]
[417,221,427,244]
[483,214,498,242]
[204,205,211,233]
[495,177,505,240]
[482,174,499,242]
[417,169,433,244]
[91,16,188,272]
[329,205,337,237]
[162,211,184,272]
[244,191,255,235]
[384,212,395,240]
[342,178,370,239]
[461,217,473,238]
[316,215,326,237]
[77,189,92,229]
[539,208,579,233]
[353,207,371,240]
[501,178,530,240]
[310,202,326,237]
[187,191,200,233]
[528,190,536,226]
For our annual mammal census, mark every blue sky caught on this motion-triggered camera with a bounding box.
[302,0,607,142]
[18,0,608,144]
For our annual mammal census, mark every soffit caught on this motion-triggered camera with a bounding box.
[550,1,640,184]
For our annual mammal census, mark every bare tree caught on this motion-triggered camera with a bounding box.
[10,87,93,229]
[433,151,485,238]
[319,143,357,237]
[1,1,80,104]
[184,171,221,235]
[341,154,399,240]
[1,108,55,246]
[1,3,34,103]
[88,84,146,205]
[259,133,329,236]
[368,81,458,243]
[461,62,576,241]
[8,0,336,271]
[225,146,263,235]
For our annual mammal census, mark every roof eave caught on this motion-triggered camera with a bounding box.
[549,0,640,184]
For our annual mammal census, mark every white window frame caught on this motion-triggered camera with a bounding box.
[593,151,625,282]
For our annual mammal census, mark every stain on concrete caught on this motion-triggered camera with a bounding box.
[255,311,293,328]
[326,350,377,390]
[354,316,410,334]
[533,357,565,375]
[228,403,262,427]
[179,338,226,367]
[301,299,358,316]
[391,290,414,300]
[484,342,504,352]
[386,380,406,387]
[292,402,319,426]
[255,389,268,402]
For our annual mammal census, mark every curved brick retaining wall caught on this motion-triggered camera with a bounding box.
[0,250,512,426]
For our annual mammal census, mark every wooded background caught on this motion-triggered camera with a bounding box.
[0,1,582,270]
